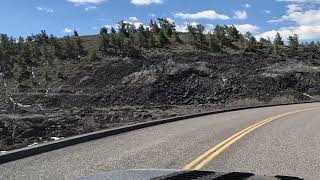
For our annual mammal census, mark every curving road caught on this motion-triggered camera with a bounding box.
[1,103,320,179]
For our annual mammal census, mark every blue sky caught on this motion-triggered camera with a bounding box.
[1,0,320,41]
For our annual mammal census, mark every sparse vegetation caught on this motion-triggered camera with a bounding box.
[1,17,320,151]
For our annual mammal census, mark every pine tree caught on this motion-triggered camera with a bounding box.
[110,27,116,33]
[122,38,141,58]
[149,20,160,34]
[173,31,183,43]
[64,36,76,59]
[214,25,227,49]
[225,25,240,42]
[274,32,284,45]
[100,27,108,36]
[196,24,207,48]
[187,24,197,45]
[158,18,176,37]
[148,34,156,48]
[74,30,79,37]
[288,34,299,50]
[209,32,221,52]
[158,30,169,47]
[75,37,86,56]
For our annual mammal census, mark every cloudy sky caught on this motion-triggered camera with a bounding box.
[1,0,320,41]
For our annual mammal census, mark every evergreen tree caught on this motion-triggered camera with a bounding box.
[214,25,228,49]
[64,36,76,59]
[288,34,299,50]
[100,32,110,52]
[117,21,130,37]
[259,37,271,44]
[173,30,183,43]
[122,38,141,57]
[274,32,284,45]
[100,27,108,36]
[225,25,240,42]
[158,18,175,37]
[149,20,160,34]
[209,32,221,52]
[195,24,208,49]
[148,34,156,48]
[110,27,116,33]
[158,30,169,47]
[75,37,86,56]
[187,24,197,44]
[310,41,316,46]
[74,30,79,37]
[137,25,148,48]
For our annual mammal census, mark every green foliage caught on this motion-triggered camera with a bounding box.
[274,32,284,46]
[122,38,141,58]
[33,30,49,45]
[244,32,257,52]
[173,31,183,44]
[99,32,110,52]
[187,24,207,49]
[137,25,149,48]
[208,32,221,52]
[158,18,176,37]
[148,34,156,48]
[110,27,116,33]
[158,30,170,47]
[75,37,86,56]
[213,25,230,49]
[100,27,108,36]
[225,25,240,42]
[288,34,299,50]
[64,36,77,59]
[74,30,79,37]
[149,20,160,34]
[117,21,131,38]
[259,37,271,44]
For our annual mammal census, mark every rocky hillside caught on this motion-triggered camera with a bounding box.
[1,21,320,150]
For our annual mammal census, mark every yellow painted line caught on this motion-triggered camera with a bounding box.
[183,107,320,170]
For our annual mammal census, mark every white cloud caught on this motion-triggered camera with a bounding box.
[277,0,320,3]
[64,28,73,33]
[166,17,175,23]
[261,3,320,40]
[269,4,320,26]
[131,0,163,6]
[256,25,320,41]
[67,0,106,5]
[234,10,248,20]
[129,17,139,21]
[123,21,144,28]
[36,7,54,13]
[234,24,260,34]
[244,3,251,8]
[263,10,271,14]
[175,22,199,32]
[85,6,97,11]
[175,10,230,20]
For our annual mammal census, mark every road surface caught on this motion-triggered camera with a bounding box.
[1,103,320,179]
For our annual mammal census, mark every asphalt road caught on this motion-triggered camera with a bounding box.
[1,103,320,180]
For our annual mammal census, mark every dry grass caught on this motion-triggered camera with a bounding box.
[224,98,265,108]
[224,95,300,109]
[269,95,296,105]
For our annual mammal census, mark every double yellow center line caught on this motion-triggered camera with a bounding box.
[183,107,320,170]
